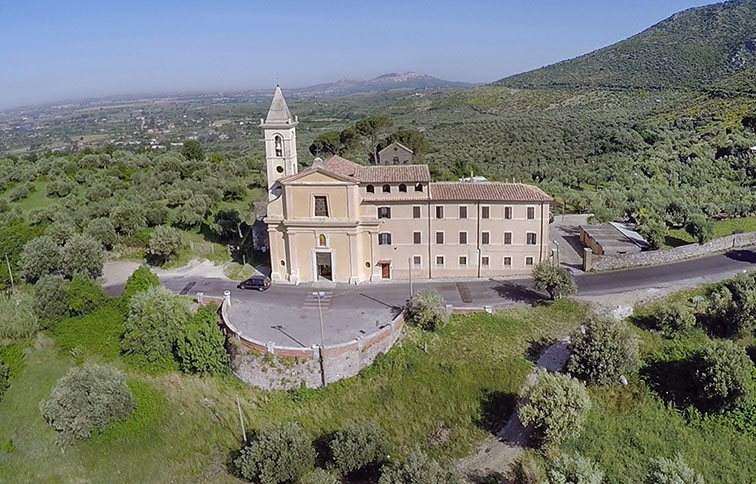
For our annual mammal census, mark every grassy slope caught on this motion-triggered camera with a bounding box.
[0,300,584,483]
[665,215,756,247]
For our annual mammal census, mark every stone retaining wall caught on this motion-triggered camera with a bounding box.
[586,232,756,272]
[217,299,406,390]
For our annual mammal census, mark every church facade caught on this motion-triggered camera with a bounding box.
[261,87,552,284]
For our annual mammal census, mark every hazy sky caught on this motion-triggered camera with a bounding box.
[0,0,715,109]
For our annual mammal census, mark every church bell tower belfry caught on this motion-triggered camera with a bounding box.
[261,85,298,200]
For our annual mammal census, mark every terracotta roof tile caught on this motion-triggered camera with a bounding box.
[429,182,552,202]
[320,155,431,183]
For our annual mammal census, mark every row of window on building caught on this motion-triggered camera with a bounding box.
[378,205,537,220]
[378,231,538,245]
[366,183,423,194]
[408,254,536,268]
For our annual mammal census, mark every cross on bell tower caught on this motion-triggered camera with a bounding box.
[261,85,298,200]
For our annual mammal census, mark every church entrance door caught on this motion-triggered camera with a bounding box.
[316,252,333,281]
[381,263,391,279]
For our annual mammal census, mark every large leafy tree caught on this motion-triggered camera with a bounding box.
[355,115,393,163]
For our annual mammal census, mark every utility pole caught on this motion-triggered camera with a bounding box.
[313,291,327,387]
[408,256,413,300]
[5,255,15,293]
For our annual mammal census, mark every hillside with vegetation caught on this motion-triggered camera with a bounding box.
[495,0,756,89]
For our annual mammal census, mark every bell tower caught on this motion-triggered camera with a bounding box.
[261,85,298,200]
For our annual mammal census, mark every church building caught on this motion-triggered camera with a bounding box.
[261,87,552,284]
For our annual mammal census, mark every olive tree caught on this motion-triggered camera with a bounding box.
[568,314,639,385]
[532,261,577,300]
[84,217,118,249]
[122,286,191,364]
[406,289,450,331]
[518,370,591,447]
[147,225,183,263]
[329,422,390,475]
[19,236,62,282]
[653,303,697,338]
[693,339,753,412]
[545,453,604,484]
[378,448,462,484]
[234,423,315,484]
[61,234,104,279]
[40,364,135,446]
[33,274,70,323]
[646,455,704,484]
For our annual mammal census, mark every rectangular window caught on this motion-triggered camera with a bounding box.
[482,232,490,245]
[436,206,444,219]
[378,233,392,245]
[527,207,536,220]
[314,196,329,217]
[526,256,534,266]
[504,232,512,245]
[413,206,421,219]
[459,232,467,244]
[481,206,490,219]
[503,256,512,267]
[527,232,537,245]
[481,256,490,267]
[413,232,422,244]
[378,207,391,219]
[504,207,513,220]
[459,256,467,266]
[413,255,422,267]
[436,255,445,266]
[459,206,467,219]
[436,231,444,244]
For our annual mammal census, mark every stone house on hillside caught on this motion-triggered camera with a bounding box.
[378,141,413,164]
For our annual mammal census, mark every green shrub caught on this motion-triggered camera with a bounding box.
[654,303,696,337]
[0,222,44,290]
[685,213,714,244]
[176,304,228,375]
[407,289,449,331]
[84,217,118,249]
[234,422,315,484]
[518,370,591,448]
[545,452,604,484]
[693,339,753,412]
[0,357,8,401]
[0,292,39,342]
[146,225,183,263]
[645,454,703,484]
[40,364,135,446]
[122,265,160,301]
[53,301,124,361]
[122,286,191,364]
[65,275,107,316]
[33,274,70,324]
[329,422,390,475]
[705,274,756,336]
[378,448,462,484]
[19,235,62,282]
[61,234,104,279]
[299,469,341,484]
[532,262,577,300]
[568,314,639,385]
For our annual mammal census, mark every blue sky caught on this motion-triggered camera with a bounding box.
[0,0,715,109]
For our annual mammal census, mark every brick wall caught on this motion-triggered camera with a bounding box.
[587,232,756,272]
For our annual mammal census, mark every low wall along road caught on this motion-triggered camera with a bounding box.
[585,232,756,272]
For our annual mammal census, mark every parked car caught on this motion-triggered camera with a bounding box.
[237,275,271,291]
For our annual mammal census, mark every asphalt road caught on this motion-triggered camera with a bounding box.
[106,247,756,347]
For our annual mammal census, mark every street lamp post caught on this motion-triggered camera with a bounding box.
[312,291,326,387]
[408,256,413,300]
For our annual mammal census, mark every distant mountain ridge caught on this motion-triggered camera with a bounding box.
[291,72,472,97]
[495,0,756,89]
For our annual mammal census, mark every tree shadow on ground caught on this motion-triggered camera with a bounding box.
[641,358,699,409]
[477,390,517,434]
[525,337,553,365]
[664,235,691,248]
[491,281,546,305]
[725,249,756,264]
[628,313,657,332]
[466,470,513,484]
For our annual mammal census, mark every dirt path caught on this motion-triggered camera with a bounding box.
[458,340,571,481]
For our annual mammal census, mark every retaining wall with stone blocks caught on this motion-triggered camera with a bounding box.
[586,232,756,272]
[216,297,406,390]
